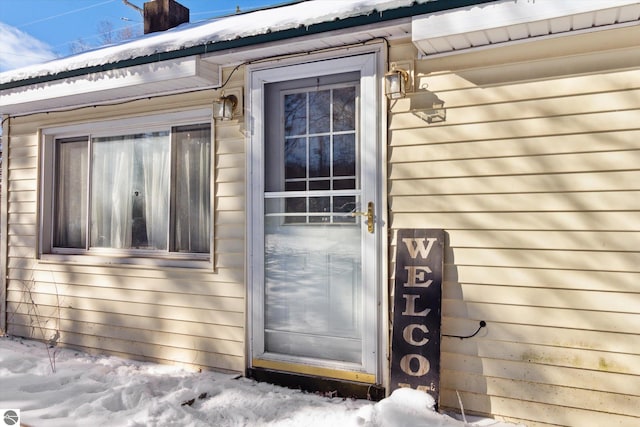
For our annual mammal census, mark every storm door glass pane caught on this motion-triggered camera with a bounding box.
[264,80,362,363]
[174,124,211,253]
[54,137,88,248]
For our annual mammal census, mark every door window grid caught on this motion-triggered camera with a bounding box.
[282,84,358,224]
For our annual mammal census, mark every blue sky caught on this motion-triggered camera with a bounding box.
[0,0,285,72]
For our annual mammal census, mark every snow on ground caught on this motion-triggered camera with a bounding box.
[0,336,523,427]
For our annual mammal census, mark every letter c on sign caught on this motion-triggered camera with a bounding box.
[403,324,429,346]
[400,354,430,376]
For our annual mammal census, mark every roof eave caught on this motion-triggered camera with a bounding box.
[0,0,497,91]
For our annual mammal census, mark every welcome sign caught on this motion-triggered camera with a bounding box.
[390,229,444,405]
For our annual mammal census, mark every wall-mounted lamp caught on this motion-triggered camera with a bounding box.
[385,64,410,99]
[213,93,238,120]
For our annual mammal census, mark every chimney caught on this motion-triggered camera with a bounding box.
[144,0,189,34]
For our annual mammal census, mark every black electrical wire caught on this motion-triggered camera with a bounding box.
[443,321,487,340]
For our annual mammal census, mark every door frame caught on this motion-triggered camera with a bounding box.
[246,46,388,385]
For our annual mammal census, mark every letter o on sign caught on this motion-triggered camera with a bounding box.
[400,354,430,376]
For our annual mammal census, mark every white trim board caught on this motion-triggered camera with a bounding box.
[412,0,640,57]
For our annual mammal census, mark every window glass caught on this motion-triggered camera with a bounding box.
[54,137,88,248]
[52,122,211,256]
[277,83,358,224]
[91,131,169,249]
[174,124,211,253]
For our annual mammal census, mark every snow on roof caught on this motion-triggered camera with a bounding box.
[0,0,432,85]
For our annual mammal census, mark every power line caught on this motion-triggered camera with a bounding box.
[16,0,118,28]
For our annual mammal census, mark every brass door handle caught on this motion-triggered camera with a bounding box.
[351,201,374,233]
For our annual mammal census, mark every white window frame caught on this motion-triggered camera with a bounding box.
[39,108,215,268]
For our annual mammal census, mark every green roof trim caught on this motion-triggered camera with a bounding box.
[1,0,496,91]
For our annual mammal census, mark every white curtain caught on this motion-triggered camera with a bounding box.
[54,139,88,248]
[141,135,170,250]
[175,126,211,253]
[91,137,134,248]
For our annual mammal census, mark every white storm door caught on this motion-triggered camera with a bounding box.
[249,53,380,379]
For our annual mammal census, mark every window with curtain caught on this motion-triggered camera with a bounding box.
[52,123,211,256]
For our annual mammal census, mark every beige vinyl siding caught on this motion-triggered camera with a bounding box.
[388,26,640,427]
[2,67,247,372]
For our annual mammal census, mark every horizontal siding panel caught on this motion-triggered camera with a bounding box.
[8,235,36,248]
[441,338,639,375]
[391,35,640,427]
[9,267,245,298]
[7,325,243,372]
[217,210,245,225]
[389,171,640,195]
[7,261,245,292]
[8,190,37,203]
[8,156,38,171]
[8,313,244,355]
[417,66,640,97]
[442,371,640,419]
[216,167,245,183]
[389,130,640,162]
[445,230,640,252]
[444,247,639,271]
[389,111,640,140]
[6,296,244,328]
[8,180,36,192]
[217,195,245,211]
[391,191,640,213]
[215,124,244,141]
[440,388,639,427]
[215,253,245,269]
[445,265,639,292]
[7,145,38,158]
[392,211,638,232]
[7,224,38,236]
[441,318,640,355]
[443,284,639,313]
[8,246,36,258]
[4,93,246,374]
[9,309,243,342]
[217,182,245,197]
[217,152,245,169]
[7,282,245,312]
[443,300,639,334]
[389,151,639,180]
[215,238,244,254]
[217,137,245,155]
[393,89,640,125]
[8,202,36,213]
[440,352,639,397]
[3,133,37,148]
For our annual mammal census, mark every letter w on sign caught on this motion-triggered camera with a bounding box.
[391,229,444,408]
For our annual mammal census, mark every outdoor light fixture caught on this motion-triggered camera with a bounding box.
[385,64,410,99]
[213,93,238,120]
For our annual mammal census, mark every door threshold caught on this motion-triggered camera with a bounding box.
[247,367,385,401]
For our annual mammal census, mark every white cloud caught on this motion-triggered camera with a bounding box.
[0,22,58,72]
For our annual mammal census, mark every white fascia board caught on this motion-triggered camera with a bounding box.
[0,56,219,115]
[413,0,640,40]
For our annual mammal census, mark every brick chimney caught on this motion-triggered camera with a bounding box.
[144,0,189,34]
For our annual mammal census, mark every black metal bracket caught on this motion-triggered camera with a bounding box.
[443,320,486,339]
